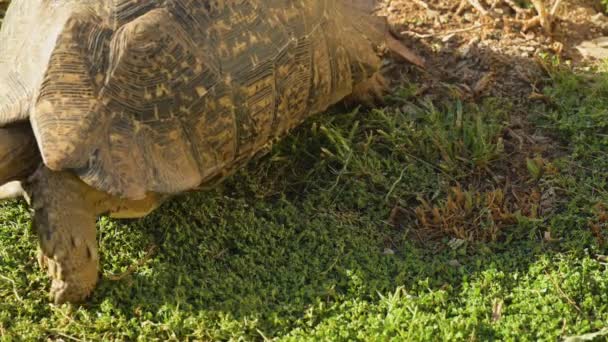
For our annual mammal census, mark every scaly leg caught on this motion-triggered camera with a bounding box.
[25,167,104,304]
[24,166,164,303]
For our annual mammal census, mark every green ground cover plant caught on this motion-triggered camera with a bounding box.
[1,59,608,340]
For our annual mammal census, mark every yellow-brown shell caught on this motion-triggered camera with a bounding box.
[0,0,387,199]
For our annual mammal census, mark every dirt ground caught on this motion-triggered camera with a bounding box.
[379,0,608,106]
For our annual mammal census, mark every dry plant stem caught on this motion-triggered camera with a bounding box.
[407,23,490,38]
[523,16,542,32]
[531,0,552,35]
[545,271,582,313]
[550,0,563,15]
[46,331,84,342]
[0,274,23,302]
[455,0,470,15]
[413,0,441,18]
[509,0,562,34]
[467,0,492,16]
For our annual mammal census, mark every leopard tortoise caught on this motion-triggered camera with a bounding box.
[0,0,419,304]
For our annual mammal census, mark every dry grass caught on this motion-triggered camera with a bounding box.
[414,184,541,242]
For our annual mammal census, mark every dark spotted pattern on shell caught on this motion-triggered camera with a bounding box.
[0,0,387,199]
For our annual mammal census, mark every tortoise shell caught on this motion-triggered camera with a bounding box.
[0,0,388,199]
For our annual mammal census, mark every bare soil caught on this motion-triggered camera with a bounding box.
[380,0,608,105]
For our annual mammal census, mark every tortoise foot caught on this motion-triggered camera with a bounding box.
[26,167,104,304]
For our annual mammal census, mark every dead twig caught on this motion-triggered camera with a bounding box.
[531,0,552,35]
[469,0,489,15]
[522,16,542,33]
[405,23,491,39]
[467,0,493,17]
[0,274,23,302]
[46,331,86,342]
[455,0,470,16]
[545,270,582,313]
[412,0,441,18]
[522,0,563,35]
[550,0,563,16]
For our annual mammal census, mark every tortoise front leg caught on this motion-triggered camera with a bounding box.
[25,167,105,304]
